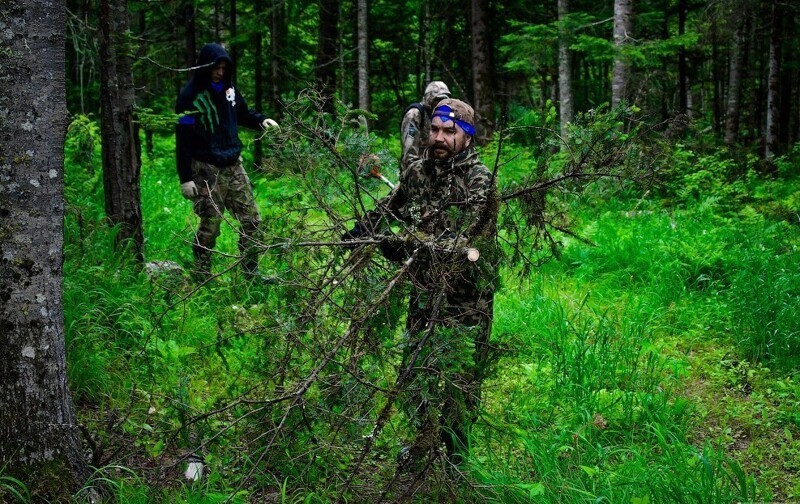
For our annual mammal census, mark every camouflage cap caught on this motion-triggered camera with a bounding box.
[422,81,451,109]
[432,98,476,137]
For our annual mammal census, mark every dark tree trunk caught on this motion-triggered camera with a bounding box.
[711,14,722,135]
[100,0,144,262]
[182,1,196,69]
[255,0,265,163]
[271,0,287,118]
[0,0,90,498]
[725,1,748,146]
[765,0,783,159]
[215,0,222,40]
[470,0,494,142]
[678,0,688,114]
[230,0,238,86]
[316,0,339,111]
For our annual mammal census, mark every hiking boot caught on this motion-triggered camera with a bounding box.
[193,243,213,283]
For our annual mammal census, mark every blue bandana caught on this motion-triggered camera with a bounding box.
[431,104,475,137]
[210,81,225,93]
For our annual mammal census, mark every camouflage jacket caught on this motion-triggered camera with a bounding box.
[364,147,499,295]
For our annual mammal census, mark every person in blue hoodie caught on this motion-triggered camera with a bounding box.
[175,42,279,281]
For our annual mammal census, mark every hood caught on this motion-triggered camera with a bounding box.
[193,43,234,86]
[422,81,451,109]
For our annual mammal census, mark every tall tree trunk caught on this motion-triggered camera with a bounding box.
[100,0,144,262]
[678,0,688,114]
[0,0,90,498]
[230,0,238,86]
[316,0,339,111]
[711,13,722,135]
[182,1,196,69]
[612,0,632,107]
[357,0,370,115]
[215,0,222,40]
[557,0,574,140]
[470,0,494,142]
[765,0,783,160]
[724,1,748,146]
[271,0,287,118]
[424,1,431,83]
[255,0,265,164]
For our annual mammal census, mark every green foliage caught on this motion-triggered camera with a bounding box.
[66,114,100,174]
[0,471,30,504]
[58,104,800,502]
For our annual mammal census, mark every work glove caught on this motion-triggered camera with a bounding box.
[379,235,407,262]
[341,223,365,249]
[181,181,198,199]
[261,118,280,130]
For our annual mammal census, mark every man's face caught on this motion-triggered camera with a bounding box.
[429,116,472,160]
[211,61,227,83]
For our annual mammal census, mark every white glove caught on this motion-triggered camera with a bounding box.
[181,181,198,199]
[261,118,280,130]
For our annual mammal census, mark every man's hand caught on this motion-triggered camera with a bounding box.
[341,224,365,249]
[181,181,198,199]
[261,118,280,130]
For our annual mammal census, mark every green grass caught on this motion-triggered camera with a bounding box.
[60,117,800,502]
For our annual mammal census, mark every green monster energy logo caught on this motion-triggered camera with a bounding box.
[192,91,220,133]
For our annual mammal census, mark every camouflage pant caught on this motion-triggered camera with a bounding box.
[190,158,262,274]
[402,286,494,463]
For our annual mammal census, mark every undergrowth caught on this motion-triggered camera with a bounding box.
[59,109,800,502]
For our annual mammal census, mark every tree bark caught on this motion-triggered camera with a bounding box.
[557,0,574,140]
[271,0,287,118]
[100,0,144,262]
[612,0,632,107]
[470,0,494,142]
[678,0,688,114]
[724,1,748,146]
[182,1,196,69]
[765,0,783,160]
[316,0,340,111]
[357,0,370,115]
[229,0,238,86]
[0,0,90,498]
[711,13,722,135]
[255,0,265,163]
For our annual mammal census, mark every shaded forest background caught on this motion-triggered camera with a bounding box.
[67,0,800,156]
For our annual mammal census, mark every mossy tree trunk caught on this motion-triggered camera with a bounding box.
[0,0,90,499]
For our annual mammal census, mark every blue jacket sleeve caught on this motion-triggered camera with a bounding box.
[234,89,267,131]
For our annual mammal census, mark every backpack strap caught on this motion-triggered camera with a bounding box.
[402,102,427,126]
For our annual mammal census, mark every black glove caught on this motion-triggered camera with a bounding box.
[341,224,363,242]
[341,223,367,250]
[379,235,407,262]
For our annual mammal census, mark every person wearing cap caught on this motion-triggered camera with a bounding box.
[399,81,451,170]
[343,98,499,465]
[175,42,280,282]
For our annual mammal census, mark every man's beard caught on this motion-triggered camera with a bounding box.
[431,141,455,159]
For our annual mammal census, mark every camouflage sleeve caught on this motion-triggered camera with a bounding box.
[464,163,497,238]
[400,108,423,173]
